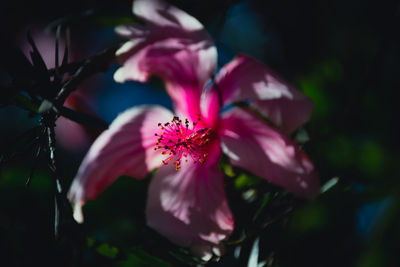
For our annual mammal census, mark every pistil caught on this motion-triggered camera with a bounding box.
[154,115,211,170]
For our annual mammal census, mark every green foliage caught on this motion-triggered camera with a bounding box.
[96,243,119,259]
[118,250,173,267]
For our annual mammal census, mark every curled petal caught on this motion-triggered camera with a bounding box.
[215,54,313,133]
[114,0,217,120]
[130,0,205,32]
[146,143,234,251]
[68,105,173,222]
[220,108,319,198]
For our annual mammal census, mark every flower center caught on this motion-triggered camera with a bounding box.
[154,115,212,170]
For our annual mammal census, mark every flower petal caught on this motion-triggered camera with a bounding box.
[215,54,313,133]
[68,105,173,222]
[220,108,319,198]
[251,97,313,134]
[114,0,217,120]
[200,87,221,128]
[146,143,234,251]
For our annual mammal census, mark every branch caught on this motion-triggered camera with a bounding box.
[55,45,119,105]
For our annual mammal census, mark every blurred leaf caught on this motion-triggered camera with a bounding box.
[290,203,328,234]
[0,167,51,192]
[12,93,39,113]
[235,174,261,189]
[248,238,260,267]
[94,16,135,27]
[118,249,173,267]
[326,136,354,167]
[357,248,386,267]
[293,128,310,144]
[96,243,119,259]
[321,177,339,193]
[219,155,235,177]
[223,163,236,177]
[357,141,386,176]
[321,59,343,82]
[87,237,96,247]
[299,75,331,118]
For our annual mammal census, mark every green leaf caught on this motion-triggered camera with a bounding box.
[118,249,173,267]
[94,16,136,27]
[290,203,328,233]
[234,174,260,189]
[87,237,96,247]
[96,243,119,259]
[223,163,235,177]
[13,93,39,113]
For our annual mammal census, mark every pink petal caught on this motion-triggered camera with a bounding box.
[252,97,313,134]
[114,0,217,121]
[220,108,319,198]
[215,54,313,133]
[68,105,173,222]
[146,143,234,251]
[200,88,221,128]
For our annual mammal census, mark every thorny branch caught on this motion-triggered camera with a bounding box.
[54,45,119,105]
[1,26,119,238]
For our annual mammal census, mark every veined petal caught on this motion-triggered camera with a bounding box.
[114,0,217,121]
[220,108,319,198]
[215,54,313,133]
[146,143,234,252]
[251,97,313,134]
[200,87,221,128]
[68,105,173,223]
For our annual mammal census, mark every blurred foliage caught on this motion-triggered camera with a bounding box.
[1,0,400,266]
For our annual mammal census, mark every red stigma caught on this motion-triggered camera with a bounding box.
[154,115,211,170]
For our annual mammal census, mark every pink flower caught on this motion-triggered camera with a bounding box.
[68,0,319,259]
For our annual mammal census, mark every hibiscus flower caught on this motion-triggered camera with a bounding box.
[68,0,319,259]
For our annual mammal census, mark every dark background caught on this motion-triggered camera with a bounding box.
[1,0,400,266]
